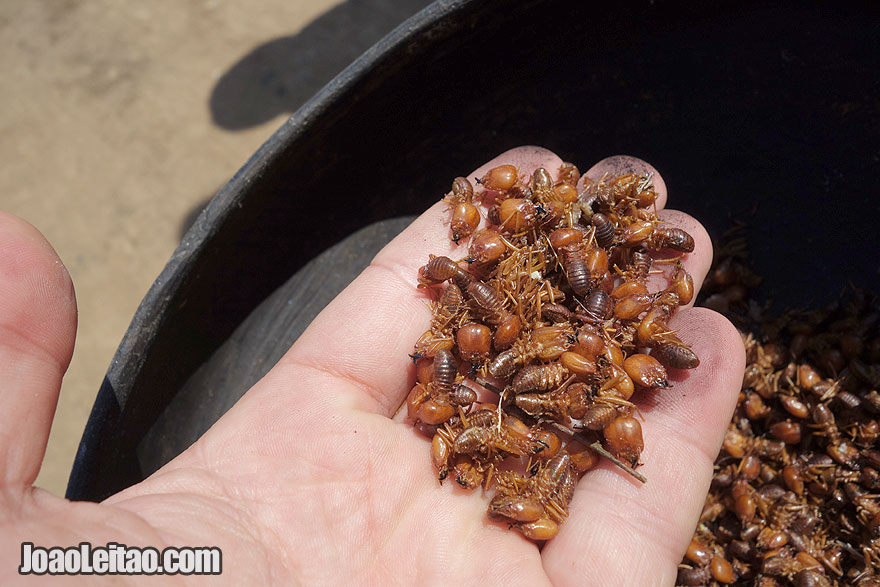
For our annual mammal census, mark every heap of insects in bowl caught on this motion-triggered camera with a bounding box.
[677,228,880,586]
[405,162,699,541]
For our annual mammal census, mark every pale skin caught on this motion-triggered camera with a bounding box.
[0,147,745,585]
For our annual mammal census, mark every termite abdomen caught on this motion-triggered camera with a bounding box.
[451,176,473,200]
[541,303,572,323]
[465,280,506,323]
[581,404,619,431]
[630,249,652,282]
[512,363,569,394]
[453,426,491,454]
[582,289,612,322]
[449,384,477,406]
[514,393,553,418]
[438,283,465,315]
[591,213,615,248]
[560,242,590,297]
[432,349,458,395]
[420,255,471,288]
[488,348,518,378]
[650,225,695,253]
[652,342,700,369]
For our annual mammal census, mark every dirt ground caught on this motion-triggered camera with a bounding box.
[0,0,430,496]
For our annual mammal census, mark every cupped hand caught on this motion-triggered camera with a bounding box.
[0,147,745,585]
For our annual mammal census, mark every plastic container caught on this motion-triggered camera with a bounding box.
[68,0,879,501]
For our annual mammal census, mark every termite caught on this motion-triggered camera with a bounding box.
[445,176,480,243]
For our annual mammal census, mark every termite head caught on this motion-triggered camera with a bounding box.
[453,460,484,489]
[480,164,519,191]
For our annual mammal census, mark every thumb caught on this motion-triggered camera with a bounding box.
[0,212,77,489]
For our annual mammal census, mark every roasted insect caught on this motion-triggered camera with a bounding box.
[406,162,701,542]
[445,176,480,243]
[677,223,880,585]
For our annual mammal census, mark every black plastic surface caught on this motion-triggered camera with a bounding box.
[69,0,880,501]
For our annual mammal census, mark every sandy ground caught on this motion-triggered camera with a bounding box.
[0,0,431,496]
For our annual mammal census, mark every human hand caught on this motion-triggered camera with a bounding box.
[0,147,744,585]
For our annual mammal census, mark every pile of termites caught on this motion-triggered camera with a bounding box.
[405,162,698,541]
[677,228,880,586]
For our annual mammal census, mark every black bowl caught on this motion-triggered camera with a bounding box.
[68,0,879,501]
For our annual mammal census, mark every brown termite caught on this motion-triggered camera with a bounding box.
[602,415,644,467]
[530,167,553,195]
[627,248,653,284]
[431,349,458,396]
[466,229,509,265]
[709,554,736,583]
[651,341,700,370]
[421,255,522,349]
[623,353,670,388]
[581,403,620,431]
[559,350,598,378]
[494,198,539,233]
[419,255,472,288]
[431,409,498,481]
[415,397,455,425]
[453,421,549,460]
[611,278,649,299]
[579,288,613,322]
[603,172,641,208]
[549,227,607,298]
[634,302,701,369]
[665,262,695,305]
[541,302,573,323]
[456,323,492,363]
[488,454,578,541]
[522,165,581,228]
[648,224,696,253]
[514,382,591,421]
[620,220,655,247]
[411,280,470,360]
[511,362,569,394]
[556,162,580,187]
[676,565,710,586]
[613,291,654,320]
[590,213,615,248]
[478,164,519,191]
[451,457,487,489]
[408,349,463,425]
[487,325,574,378]
[444,176,480,243]
[458,276,523,349]
[619,220,696,254]
[551,228,592,297]
[448,384,478,406]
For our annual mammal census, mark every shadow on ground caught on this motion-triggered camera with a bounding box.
[209,0,433,130]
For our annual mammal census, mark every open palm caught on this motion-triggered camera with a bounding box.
[0,147,744,585]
